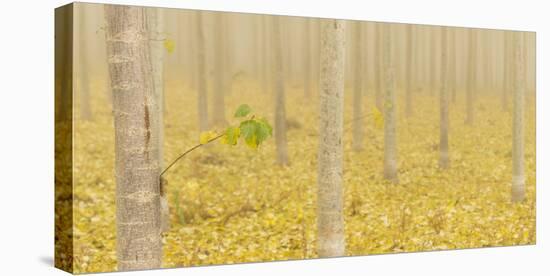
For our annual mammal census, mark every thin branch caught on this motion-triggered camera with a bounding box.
[159,133,225,179]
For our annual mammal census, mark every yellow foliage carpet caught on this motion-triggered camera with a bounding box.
[68,79,535,273]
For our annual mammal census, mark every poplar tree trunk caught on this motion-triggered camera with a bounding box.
[429,28,437,97]
[466,29,476,125]
[196,12,208,132]
[304,19,311,97]
[439,27,450,169]
[212,13,227,126]
[352,22,364,152]
[511,32,525,202]
[450,28,457,104]
[405,24,413,117]
[317,19,346,258]
[147,7,169,234]
[104,5,162,271]
[502,32,510,112]
[374,24,383,111]
[383,24,398,183]
[272,17,289,166]
[78,6,92,121]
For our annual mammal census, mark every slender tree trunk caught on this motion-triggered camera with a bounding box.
[317,19,346,258]
[272,17,289,166]
[147,7,168,234]
[430,28,437,97]
[383,24,398,183]
[304,19,311,97]
[78,7,92,121]
[352,22,364,151]
[405,24,413,117]
[104,5,162,270]
[466,29,476,125]
[439,27,450,169]
[511,32,525,202]
[212,13,227,126]
[374,24,383,111]
[450,28,457,104]
[196,12,208,132]
[502,32,510,112]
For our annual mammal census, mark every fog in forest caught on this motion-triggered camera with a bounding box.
[55,3,536,273]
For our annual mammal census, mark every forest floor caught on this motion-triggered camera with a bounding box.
[70,78,536,273]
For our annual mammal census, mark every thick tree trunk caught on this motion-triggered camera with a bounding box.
[439,27,450,169]
[405,24,413,117]
[352,22,364,152]
[104,5,162,271]
[78,6,92,121]
[466,29,476,125]
[511,32,525,202]
[212,14,227,126]
[272,17,289,166]
[383,24,399,183]
[196,12,208,132]
[450,28,457,104]
[317,19,346,258]
[146,7,169,234]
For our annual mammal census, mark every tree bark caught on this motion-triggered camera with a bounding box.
[405,24,413,117]
[352,22,364,151]
[196,12,208,132]
[104,5,162,271]
[78,6,92,121]
[272,17,289,166]
[212,13,227,126]
[502,32,510,112]
[511,32,525,202]
[374,24,383,111]
[383,24,398,183]
[466,29,476,125]
[439,27,450,169]
[146,7,168,234]
[317,19,346,258]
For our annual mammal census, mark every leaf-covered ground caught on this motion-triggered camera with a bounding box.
[69,78,535,273]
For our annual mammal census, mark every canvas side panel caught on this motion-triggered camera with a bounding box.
[55,3,74,274]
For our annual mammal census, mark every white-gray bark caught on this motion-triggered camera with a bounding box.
[317,19,346,258]
[272,17,289,166]
[405,24,413,116]
[212,13,227,126]
[146,7,169,234]
[466,29,476,125]
[511,32,525,202]
[383,24,398,183]
[439,27,450,169]
[352,22,364,151]
[104,5,162,270]
[196,12,208,132]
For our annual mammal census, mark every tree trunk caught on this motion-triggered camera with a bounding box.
[352,22,364,151]
[511,32,525,202]
[383,24,399,183]
[212,13,227,126]
[450,28,457,104]
[502,32,510,112]
[78,6,92,121]
[196,12,208,132]
[466,29,476,125]
[317,19,346,258]
[439,27,450,169]
[146,7,168,234]
[304,19,311,97]
[272,17,289,166]
[374,24,383,111]
[405,24,413,117]
[104,5,162,271]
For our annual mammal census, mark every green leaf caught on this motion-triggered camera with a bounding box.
[255,119,272,144]
[234,104,252,118]
[221,126,240,145]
